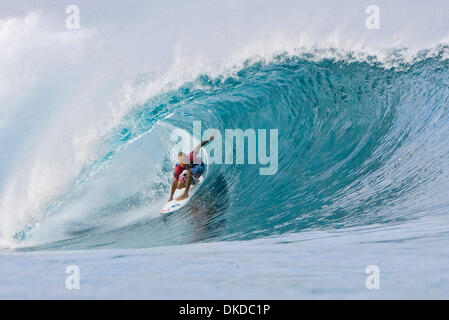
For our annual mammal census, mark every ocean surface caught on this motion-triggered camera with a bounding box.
[1,0,449,299]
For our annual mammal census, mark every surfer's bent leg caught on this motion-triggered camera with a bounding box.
[177,179,186,189]
[176,166,192,201]
[169,162,184,201]
[169,179,177,202]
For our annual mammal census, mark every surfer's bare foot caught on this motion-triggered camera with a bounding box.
[176,193,188,201]
[168,197,173,202]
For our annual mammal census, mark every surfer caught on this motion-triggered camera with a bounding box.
[168,133,214,202]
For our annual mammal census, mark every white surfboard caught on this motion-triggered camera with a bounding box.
[160,175,203,214]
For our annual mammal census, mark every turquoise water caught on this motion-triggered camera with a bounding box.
[10,50,449,251]
[3,216,449,299]
[1,1,449,299]
[2,50,449,298]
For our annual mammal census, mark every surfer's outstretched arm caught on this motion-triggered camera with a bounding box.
[192,132,215,154]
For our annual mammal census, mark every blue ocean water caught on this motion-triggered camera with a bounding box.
[1,2,449,299]
[2,49,449,298]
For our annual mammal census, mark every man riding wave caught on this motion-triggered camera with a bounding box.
[168,133,214,202]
